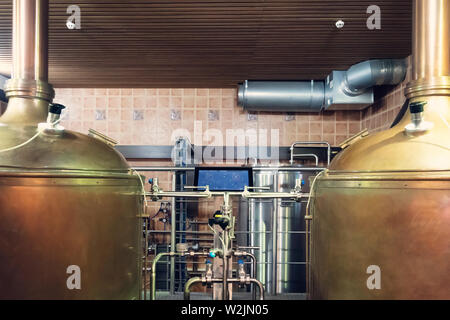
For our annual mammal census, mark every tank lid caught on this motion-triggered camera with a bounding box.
[329,97,450,173]
[0,125,131,175]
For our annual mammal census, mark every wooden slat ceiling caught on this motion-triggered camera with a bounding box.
[0,0,412,88]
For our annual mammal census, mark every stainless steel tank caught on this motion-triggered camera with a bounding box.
[0,0,142,299]
[309,0,450,300]
[239,167,321,294]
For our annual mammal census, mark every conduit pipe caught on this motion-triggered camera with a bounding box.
[237,59,407,112]
[233,251,258,300]
[151,251,211,300]
[150,252,180,300]
[184,277,265,300]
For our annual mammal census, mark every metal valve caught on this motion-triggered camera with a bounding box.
[204,260,213,287]
[38,103,66,133]
[405,101,433,134]
[238,259,246,287]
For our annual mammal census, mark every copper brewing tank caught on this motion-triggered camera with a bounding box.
[0,1,142,299]
[309,0,450,299]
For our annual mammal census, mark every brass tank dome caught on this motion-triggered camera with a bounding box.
[0,0,142,299]
[308,0,450,299]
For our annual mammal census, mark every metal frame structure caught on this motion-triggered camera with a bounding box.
[136,166,325,299]
[146,178,307,300]
[133,142,331,300]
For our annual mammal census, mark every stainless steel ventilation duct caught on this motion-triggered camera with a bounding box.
[238,80,325,112]
[237,59,407,112]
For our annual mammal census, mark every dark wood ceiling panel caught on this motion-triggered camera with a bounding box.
[0,0,412,88]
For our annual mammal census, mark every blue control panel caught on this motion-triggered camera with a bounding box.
[194,167,252,191]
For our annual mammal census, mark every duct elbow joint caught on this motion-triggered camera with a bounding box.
[344,59,407,94]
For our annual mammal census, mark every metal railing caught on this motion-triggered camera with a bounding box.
[289,141,331,166]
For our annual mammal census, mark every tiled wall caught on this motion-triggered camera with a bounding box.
[52,88,362,147]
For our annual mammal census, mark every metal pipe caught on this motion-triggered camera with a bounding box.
[238,59,406,112]
[2,0,54,124]
[143,215,149,300]
[133,166,195,172]
[151,252,180,300]
[305,217,311,298]
[234,251,258,300]
[241,191,306,200]
[147,230,213,235]
[183,277,203,300]
[222,192,229,300]
[10,0,49,81]
[289,154,318,166]
[246,279,265,300]
[147,190,305,200]
[183,277,265,300]
[272,173,278,295]
[214,278,265,300]
[406,0,450,99]
[223,252,228,300]
[14,0,35,80]
[136,166,326,173]
[413,0,450,79]
[184,252,212,258]
[290,141,331,166]
[253,167,326,171]
[238,80,325,112]
[147,227,310,244]
[147,191,212,199]
[344,59,407,94]
[152,261,306,267]
[35,0,48,81]
[169,174,176,295]
[151,250,211,299]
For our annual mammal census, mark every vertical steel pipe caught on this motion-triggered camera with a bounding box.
[170,173,176,295]
[151,252,181,300]
[271,174,278,295]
